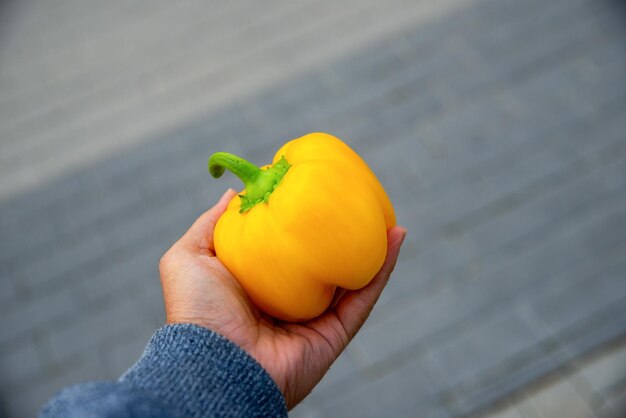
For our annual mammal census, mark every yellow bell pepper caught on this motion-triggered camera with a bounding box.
[208,132,395,321]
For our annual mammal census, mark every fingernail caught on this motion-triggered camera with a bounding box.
[398,227,408,245]
[219,189,236,204]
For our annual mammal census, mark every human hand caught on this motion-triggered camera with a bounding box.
[159,189,406,409]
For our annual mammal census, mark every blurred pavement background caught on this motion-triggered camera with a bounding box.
[1,0,625,416]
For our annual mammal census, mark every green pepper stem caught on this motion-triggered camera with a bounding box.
[208,152,291,213]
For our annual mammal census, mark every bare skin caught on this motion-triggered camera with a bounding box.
[159,189,406,409]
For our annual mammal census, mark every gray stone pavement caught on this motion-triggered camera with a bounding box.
[1,0,625,417]
[482,336,626,418]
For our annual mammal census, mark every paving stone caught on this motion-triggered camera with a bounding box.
[0,2,241,124]
[551,300,626,379]
[472,194,626,296]
[0,2,301,150]
[317,350,360,389]
[0,338,41,388]
[575,343,626,396]
[466,155,626,256]
[527,378,595,418]
[466,0,585,57]
[356,194,626,370]
[45,293,142,366]
[405,187,484,240]
[297,350,365,413]
[445,96,623,211]
[598,379,626,418]
[0,213,60,267]
[430,311,543,387]
[1,0,423,199]
[7,174,84,229]
[458,148,626,259]
[380,237,462,304]
[325,396,449,418]
[24,231,107,290]
[71,242,161,308]
[4,354,104,418]
[57,180,148,234]
[477,0,613,86]
[447,348,565,417]
[0,287,76,349]
[316,354,448,418]
[133,280,167,328]
[290,402,324,418]
[480,405,525,418]
[0,268,17,311]
[597,391,626,418]
[99,321,156,379]
[0,0,175,84]
[531,242,626,335]
[103,192,195,250]
[474,339,626,417]
[353,280,483,368]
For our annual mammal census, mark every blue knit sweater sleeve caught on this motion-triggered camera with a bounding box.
[39,324,288,418]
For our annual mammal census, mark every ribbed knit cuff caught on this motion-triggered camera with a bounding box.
[119,324,287,418]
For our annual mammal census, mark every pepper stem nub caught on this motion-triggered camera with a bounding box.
[208,152,290,213]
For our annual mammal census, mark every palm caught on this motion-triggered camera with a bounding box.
[253,317,347,409]
[159,190,405,409]
[167,252,351,408]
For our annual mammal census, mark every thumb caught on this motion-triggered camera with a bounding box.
[179,189,238,252]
